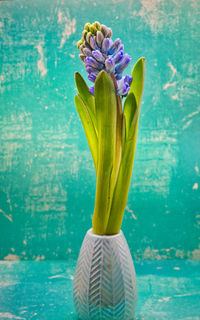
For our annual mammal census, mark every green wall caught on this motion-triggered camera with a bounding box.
[0,0,199,261]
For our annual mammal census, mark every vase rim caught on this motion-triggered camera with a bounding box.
[87,228,123,239]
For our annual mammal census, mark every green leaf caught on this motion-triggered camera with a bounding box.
[106,57,145,234]
[74,94,98,174]
[92,71,117,235]
[123,92,137,140]
[75,72,97,135]
[130,57,145,107]
[122,113,126,149]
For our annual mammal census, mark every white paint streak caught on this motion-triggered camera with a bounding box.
[192,183,198,190]
[137,0,179,34]
[4,254,20,261]
[158,297,171,302]
[163,62,177,91]
[174,292,200,298]
[35,255,45,261]
[0,281,19,288]
[126,205,137,220]
[0,313,25,319]
[181,107,200,122]
[182,119,192,130]
[163,81,177,90]
[49,274,68,279]
[58,10,76,48]
[194,166,199,174]
[35,44,47,76]
[0,209,13,222]
[171,93,179,100]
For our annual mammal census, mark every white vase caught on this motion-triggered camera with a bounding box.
[73,228,137,320]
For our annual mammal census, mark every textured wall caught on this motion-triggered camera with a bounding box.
[0,0,199,261]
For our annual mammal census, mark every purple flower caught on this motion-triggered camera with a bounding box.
[89,86,94,95]
[113,50,124,64]
[108,38,121,55]
[102,38,113,52]
[88,72,97,83]
[77,22,133,97]
[83,48,92,57]
[92,50,105,63]
[105,58,115,73]
[115,54,131,74]
[85,57,104,70]
[96,31,104,47]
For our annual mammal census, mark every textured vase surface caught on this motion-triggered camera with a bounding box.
[73,228,137,320]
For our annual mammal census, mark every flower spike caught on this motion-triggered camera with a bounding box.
[77,21,133,97]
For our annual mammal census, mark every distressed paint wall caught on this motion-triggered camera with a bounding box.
[0,0,199,261]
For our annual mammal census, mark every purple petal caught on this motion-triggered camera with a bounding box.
[83,48,92,57]
[96,31,104,46]
[88,72,97,83]
[105,57,115,73]
[101,24,111,37]
[115,54,131,74]
[92,50,105,63]
[89,36,98,50]
[102,38,113,52]
[85,65,99,75]
[117,81,130,96]
[89,86,94,95]
[108,38,121,55]
[85,56,104,70]
[124,75,133,85]
[113,50,124,63]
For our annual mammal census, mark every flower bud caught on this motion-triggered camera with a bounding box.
[88,72,97,83]
[107,28,112,38]
[82,30,87,41]
[89,36,98,50]
[79,54,86,63]
[115,54,131,74]
[102,38,113,52]
[83,47,92,57]
[85,66,99,75]
[93,21,101,30]
[105,57,115,73]
[85,56,103,69]
[77,40,83,49]
[108,38,121,55]
[100,24,110,37]
[89,25,97,34]
[96,31,104,46]
[84,23,91,31]
[92,50,105,63]
[124,75,133,85]
[89,86,94,95]
[113,50,124,63]
[86,32,92,44]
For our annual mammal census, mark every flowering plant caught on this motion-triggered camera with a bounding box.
[75,21,145,235]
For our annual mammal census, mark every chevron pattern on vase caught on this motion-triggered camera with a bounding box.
[73,229,137,320]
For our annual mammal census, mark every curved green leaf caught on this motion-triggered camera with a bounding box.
[92,70,117,235]
[130,57,145,106]
[74,94,98,173]
[106,57,145,234]
[122,113,126,149]
[75,72,98,135]
[123,92,137,140]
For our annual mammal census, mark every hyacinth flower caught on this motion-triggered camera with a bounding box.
[74,21,145,235]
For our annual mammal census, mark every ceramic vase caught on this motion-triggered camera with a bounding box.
[73,228,137,320]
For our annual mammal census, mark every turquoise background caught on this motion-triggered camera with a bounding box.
[0,0,199,261]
